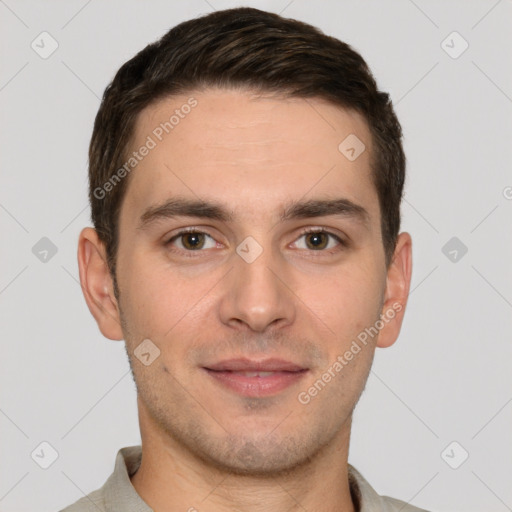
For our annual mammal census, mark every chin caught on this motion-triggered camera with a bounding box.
[189,430,323,477]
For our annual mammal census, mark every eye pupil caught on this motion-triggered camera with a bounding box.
[306,232,327,250]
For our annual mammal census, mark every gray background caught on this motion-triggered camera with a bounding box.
[1,1,511,511]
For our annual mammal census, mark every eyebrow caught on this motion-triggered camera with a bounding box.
[138,196,371,230]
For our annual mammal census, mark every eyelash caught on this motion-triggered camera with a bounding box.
[165,227,347,259]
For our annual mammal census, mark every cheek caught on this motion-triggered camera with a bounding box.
[117,252,173,338]
[119,250,218,343]
[307,263,383,336]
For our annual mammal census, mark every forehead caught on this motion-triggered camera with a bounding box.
[122,88,378,226]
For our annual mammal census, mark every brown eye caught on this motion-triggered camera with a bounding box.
[166,230,217,252]
[305,231,329,250]
[181,232,206,250]
[293,229,345,253]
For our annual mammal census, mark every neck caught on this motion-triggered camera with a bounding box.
[130,404,356,512]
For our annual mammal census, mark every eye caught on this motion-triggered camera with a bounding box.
[164,226,347,258]
[292,228,346,253]
[166,228,217,253]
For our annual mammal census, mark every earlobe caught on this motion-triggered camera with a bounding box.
[376,232,413,348]
[77,227,124,341]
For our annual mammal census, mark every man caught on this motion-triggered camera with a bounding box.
[62,6,426,511]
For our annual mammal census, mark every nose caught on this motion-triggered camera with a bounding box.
[218,242,296,333]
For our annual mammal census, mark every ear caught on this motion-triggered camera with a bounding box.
[376,232,413,348]
[77,227,124,341]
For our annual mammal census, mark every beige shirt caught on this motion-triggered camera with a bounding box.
[60,445,430,512]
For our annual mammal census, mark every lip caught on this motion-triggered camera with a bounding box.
[203,358,308,397]
[205,358,306,372]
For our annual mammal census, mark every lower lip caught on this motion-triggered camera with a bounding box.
[203,369,308,397]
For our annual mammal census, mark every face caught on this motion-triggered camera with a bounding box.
[79,87,411,476]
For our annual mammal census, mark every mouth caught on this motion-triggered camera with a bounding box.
[202,358,309,398]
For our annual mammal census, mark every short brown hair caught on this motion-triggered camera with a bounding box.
[88,7,405,287]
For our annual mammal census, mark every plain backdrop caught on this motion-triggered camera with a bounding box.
[1,1,511,511]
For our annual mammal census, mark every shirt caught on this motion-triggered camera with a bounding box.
[59,445,430,512]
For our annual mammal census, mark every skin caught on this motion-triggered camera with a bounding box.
[78,88,412,512]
